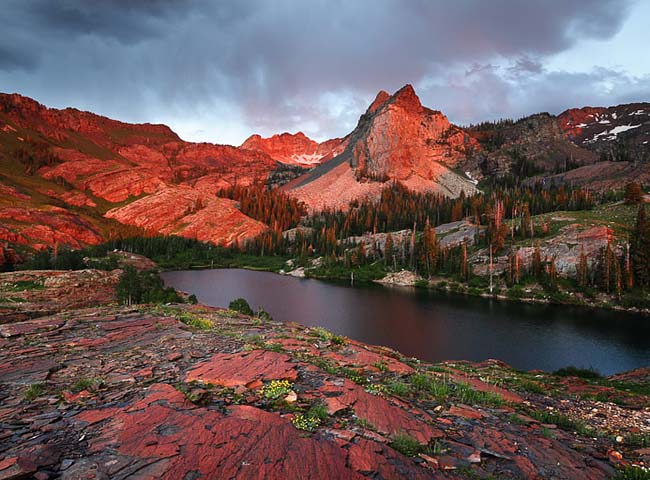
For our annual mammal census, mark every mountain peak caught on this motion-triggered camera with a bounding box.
[389,84,422,111]
[367,90,391,114]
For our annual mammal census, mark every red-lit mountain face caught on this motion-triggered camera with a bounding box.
[1,88,650,257]
[0,93,278,255]
[284,85,480,210]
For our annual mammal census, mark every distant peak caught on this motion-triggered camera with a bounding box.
[367,90,391,114]
[241,134,262,146]
[279,131,308,140]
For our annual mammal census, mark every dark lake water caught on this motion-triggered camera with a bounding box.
[162,268,650,375]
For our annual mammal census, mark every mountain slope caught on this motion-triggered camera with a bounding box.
[462,103,650,185]
[0,93,280,251]
[285,85,480,210]
[558,103,650,161]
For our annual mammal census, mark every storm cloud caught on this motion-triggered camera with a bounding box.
[1,0,647,144]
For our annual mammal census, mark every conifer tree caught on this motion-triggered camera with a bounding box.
[624,182,644,205]
[423,220,438,277]
[385,233,394,269]
[532,245,543,280]
[631,205,650,287]
[577,247,589,288]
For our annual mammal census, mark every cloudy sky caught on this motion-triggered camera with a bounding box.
[1,0,648,145]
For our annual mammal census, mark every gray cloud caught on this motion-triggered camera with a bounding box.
[0,0,642,144]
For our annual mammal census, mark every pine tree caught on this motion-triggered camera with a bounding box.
[532,245,543,280]
[116,266,142,306]
[385,233,394,269]
[631,205,650,287]
[624,182,644,205]
[423,220,438,277]
[460,242,469,281]
[577,247,589,288]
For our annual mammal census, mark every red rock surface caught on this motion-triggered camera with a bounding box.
[558,106,608,140]
[0,92,280,249]
[105,186,268,246]
[0,269,120,323]
[0,206,103,250]
[185,350,298,386]
[319,378,443,443]
[241,131,346,166]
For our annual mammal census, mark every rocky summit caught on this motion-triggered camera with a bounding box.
[285,85,480,210]
[0,269,648,479]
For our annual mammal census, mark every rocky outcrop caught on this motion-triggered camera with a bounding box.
[0,269,121,323]
[0,270,644,479]
[435,220,483,249]
[463,113,599,181]
[286,85,480,210]
[537,161,650,192]
[0,206,104,250]
[376,269,424,286]
[105,186,268,246]
[471,223,613,278]
[241,132,346,166]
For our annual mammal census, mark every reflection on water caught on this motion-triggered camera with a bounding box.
[162,268,650,375]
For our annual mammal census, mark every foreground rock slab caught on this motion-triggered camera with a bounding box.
[0,272,647,479]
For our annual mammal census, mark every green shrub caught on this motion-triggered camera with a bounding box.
[613,466,650,480]
[519,380,546,394]
[387,380,411,397]
[71,377,103,393]
[467,276,488,288]
[414,279,429,289]
[529,409,595,436]
[24,383,45,401]
[553,366,602,379]
[292,414,321,431]
[507,285,524,299]
[229,298,254,315]
[255,307,273,321]
[117,266,183,305]
[626,433,650,448]
[390,433,427,457]
[454,382,504,406]
[409,373,450,399]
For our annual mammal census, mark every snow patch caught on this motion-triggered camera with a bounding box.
[576,123,589,128]
[612,112,617,120]
[588,124,642,143]
[609,124,641,135]
[464,171,479,185]
[598,120,610,124]
[289,153,325,165]
[630,109,646,116]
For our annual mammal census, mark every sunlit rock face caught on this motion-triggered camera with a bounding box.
[105,186,268,246]
[285,85,479,211]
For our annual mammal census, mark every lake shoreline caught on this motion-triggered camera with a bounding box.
[160,260,650,317]
[162,267,650,375]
